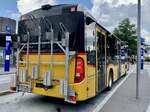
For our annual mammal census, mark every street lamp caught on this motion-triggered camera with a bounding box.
[136,0,141,99]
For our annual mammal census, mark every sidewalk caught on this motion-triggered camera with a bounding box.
[0,67,15,95]
[0,67,16,75]
[100,68,150,112]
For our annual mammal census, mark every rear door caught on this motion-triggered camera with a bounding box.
[96,28,107,92]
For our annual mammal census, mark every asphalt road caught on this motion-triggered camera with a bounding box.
[0,64,145,112]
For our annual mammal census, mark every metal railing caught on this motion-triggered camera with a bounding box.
[16,24,76,103]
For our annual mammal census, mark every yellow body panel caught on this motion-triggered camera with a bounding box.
[87,65,96,98]
[113,65,119,81]
[121,63,128,76]
[32,80,88,101]
[18,54,97,101]
[19,54,75,83]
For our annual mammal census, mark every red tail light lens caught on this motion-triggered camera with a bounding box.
[74,57,85,83]
[62,5,77,13]
[70,6,76,12]
[69,96,76,102]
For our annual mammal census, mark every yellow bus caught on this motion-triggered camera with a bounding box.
[10,4,129,104]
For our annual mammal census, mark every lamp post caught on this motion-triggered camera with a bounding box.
[136,0,141,99]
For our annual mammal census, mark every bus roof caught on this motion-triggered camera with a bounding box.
[20,4,79,20]
[20,4,110,35]
[20,4,125,44]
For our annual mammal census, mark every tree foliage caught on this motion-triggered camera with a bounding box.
[113,18,137,55]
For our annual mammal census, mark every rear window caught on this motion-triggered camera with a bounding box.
[18,12,85,53]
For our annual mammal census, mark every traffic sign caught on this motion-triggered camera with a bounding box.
[4,35,11,72]
[141,47,144,70]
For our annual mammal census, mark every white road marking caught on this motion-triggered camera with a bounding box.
[146,103,150,112]
[92,69,134,112]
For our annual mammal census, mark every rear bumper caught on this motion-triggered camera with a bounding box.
[17,80,88,101]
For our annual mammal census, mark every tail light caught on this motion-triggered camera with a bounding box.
[69,96,76,104]
[63,5,77,13]
[70,6,77,12]
[74,57,85,83]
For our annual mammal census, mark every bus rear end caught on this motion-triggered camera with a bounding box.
[10,4,89,103]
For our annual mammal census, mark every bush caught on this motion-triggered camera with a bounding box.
[145,57,150,62]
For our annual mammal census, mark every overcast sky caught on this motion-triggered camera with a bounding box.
[0,0,150,43]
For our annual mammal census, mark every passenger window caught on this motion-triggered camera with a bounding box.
[85,22,96,51]
[85,21,96,66]
[107,37,118,64]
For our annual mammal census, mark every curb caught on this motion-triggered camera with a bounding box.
[0,90,14,96]
[0,72,16,75]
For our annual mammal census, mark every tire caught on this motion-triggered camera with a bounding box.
[107,71,113,91]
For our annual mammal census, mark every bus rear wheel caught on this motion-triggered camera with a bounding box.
[107,71,113,90]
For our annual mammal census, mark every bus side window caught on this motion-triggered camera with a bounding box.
[107,35,111,64]
[85,21,96,66]
[107,37,118,64]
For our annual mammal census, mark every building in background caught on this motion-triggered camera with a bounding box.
[0,17,16,65]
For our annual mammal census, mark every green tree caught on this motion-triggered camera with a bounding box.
[113,18,137,56]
